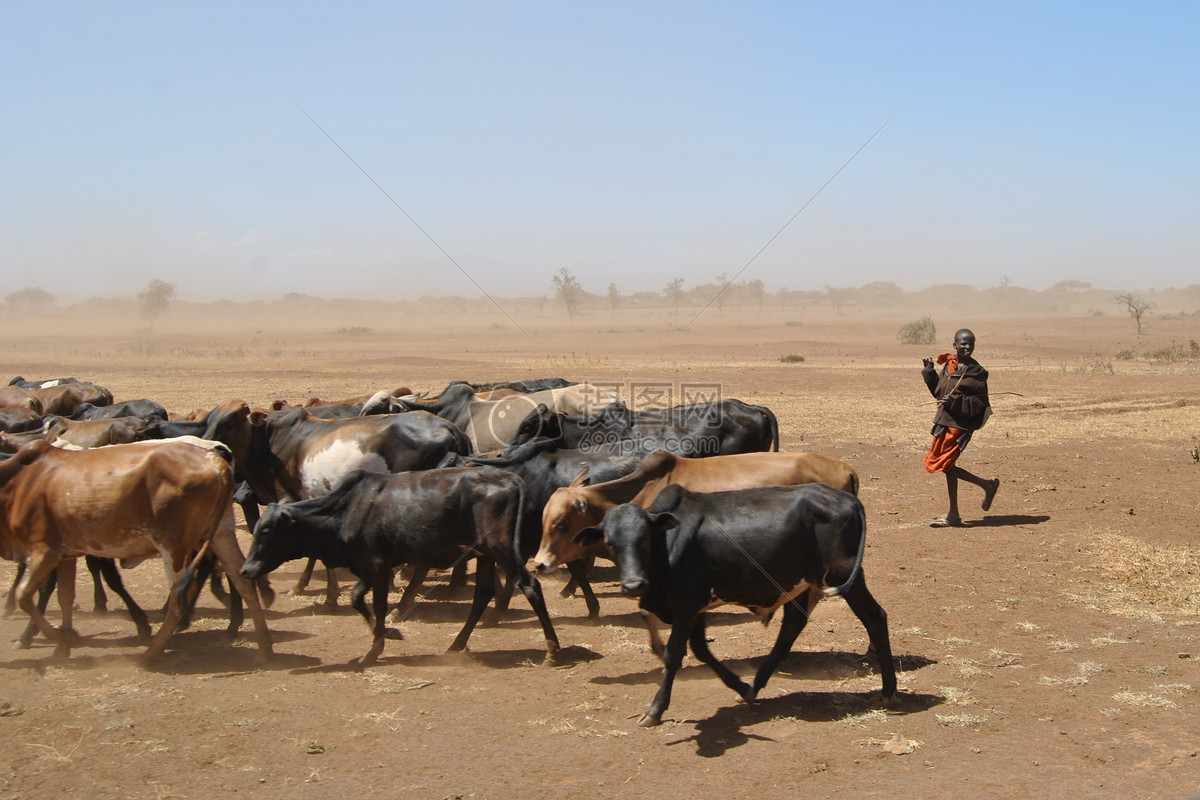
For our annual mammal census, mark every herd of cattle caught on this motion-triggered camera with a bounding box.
[0,374,895,727]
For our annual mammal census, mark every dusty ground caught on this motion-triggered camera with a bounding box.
[0,306,1198,800]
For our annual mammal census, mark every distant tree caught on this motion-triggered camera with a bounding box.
[551,268,583,318]
[606,283,620,317]
[713,273,729,314]
[4,286,57,310]
[1114,292,1153,334]
[746,279,766,312]
[664,278,686,314]
[824,285,855,314]
[137,279,177,327]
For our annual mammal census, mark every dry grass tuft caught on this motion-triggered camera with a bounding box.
[1065,532,1200,620]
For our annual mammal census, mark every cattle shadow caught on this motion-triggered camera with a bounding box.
[590,650,933,689]
[963,513,1051,528]
[0,627,318,675]
[664,689,945,758]
[285,643,603,675]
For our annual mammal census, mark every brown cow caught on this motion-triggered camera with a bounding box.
[0,386,42,413]
[0,437,272,662]
[532,449,860,574]
[32,381,113,416]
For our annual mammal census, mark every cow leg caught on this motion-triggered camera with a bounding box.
[88,556,152,641]
[322,563,340,609]
[85,556,109,613]
[15,553,72,648]
[447,558,496,654]
[15,569,57,649]
[447,560,469,593]
[640,617,694,727]
[357,569,393,667]
[492,567,515,614]
[841,574,897,706]
[565,559,600,619]
[748,591,816,701]
[291,557,318,594]
[208,528,274,665]
[510,567,560,666]
[141,553,192,664]
[52,560,79,660]
[641,610,666,659]
[383,564,430,633]
[3,562,24,616]
[687,613,752,700]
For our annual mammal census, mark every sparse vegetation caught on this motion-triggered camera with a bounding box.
[1115,292,1154,334]
[779,353,806,363]
[897,315,937,345]
[336,326,375,336]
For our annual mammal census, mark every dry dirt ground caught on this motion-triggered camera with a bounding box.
[1,307,1198,800]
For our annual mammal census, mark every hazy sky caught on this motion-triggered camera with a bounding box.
[4,2,1197,303]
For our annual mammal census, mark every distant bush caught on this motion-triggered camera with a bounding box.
[1145,341,1200,362]
[1115,349,1135,360]
[779,353,806,363]
[785,320,803,327]
[336,326,374,336]
[897,316,937,345]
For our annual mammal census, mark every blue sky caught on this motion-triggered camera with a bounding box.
[3,2,1197,303]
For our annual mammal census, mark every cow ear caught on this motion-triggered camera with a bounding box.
[573,526,604,548]
[568,466,590,488]
[249,410,269,426]
[648,512,680,532]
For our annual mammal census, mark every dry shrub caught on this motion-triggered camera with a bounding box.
[897,316,936,345]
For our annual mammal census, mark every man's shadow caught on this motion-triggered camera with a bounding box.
[965,514,1051,527]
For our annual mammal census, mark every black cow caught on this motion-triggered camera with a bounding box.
[458,437,642,616]
[72,399,169,421]
[513,398,779,457]
[241,466,559,666]
[574,482,895,726]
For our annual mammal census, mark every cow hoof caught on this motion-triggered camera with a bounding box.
[636,713,662,728]
[384,628,403,641]
[253,649,274,667]
[11,638,31,651]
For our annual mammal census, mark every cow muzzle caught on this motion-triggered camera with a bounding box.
[619,579,648,598]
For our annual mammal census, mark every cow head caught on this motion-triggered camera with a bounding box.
[531,475,607,573]
[574,504,679,598]
[242,504,301,580]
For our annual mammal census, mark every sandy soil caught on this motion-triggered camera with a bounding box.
[0,306,1198,800]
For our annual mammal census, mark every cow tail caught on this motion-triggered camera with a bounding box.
[823,500,867,598]
[511,475,528,569]
[765,406,780,451]
[172,540,212,617]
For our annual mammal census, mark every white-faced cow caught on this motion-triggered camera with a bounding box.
[241,465,559,666]
[574,483,895,726]
[0,438,273,663]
